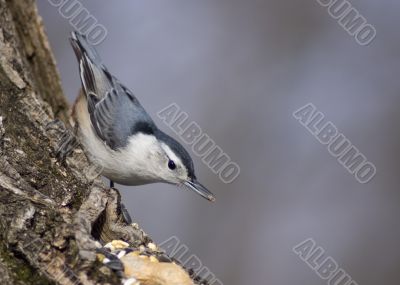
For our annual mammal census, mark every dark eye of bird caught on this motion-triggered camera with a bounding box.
[168,160,176,170]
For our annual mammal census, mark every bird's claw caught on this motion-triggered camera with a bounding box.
[46,120,79,165]
[121,202,133,225]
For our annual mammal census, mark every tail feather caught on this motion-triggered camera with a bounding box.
[70,31,112,99]
[70,31,102,65]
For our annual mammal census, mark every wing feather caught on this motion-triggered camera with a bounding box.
[70,32,156,149]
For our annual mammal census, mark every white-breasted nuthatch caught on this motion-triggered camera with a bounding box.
[69,32,215,202]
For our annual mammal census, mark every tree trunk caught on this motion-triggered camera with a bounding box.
[0,1,198,284]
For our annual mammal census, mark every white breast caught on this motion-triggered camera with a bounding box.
[72,94,163,185]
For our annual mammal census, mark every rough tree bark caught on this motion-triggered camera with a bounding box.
[0,1,200,284]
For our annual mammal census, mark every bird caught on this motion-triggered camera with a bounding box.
[68,31,215,202]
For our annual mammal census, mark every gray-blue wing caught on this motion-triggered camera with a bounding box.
[89,83,156,150]
[70,31,156,149]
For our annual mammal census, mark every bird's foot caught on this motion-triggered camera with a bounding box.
[109,181,133,225]
[46,119,80,165]
[45,119,65,132]
[56,132,78,163]
[120,202,133,225]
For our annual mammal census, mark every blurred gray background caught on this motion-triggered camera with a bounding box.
[37,1,399,284]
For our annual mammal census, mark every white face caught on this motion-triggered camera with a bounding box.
[120,133,214,201]
[159,142,189,183]
[123,133,189,184]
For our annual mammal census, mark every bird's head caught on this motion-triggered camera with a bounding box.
[123,129,214,201]
[150,131,215,202]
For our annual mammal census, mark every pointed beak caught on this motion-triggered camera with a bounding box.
[183,180,216,202]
